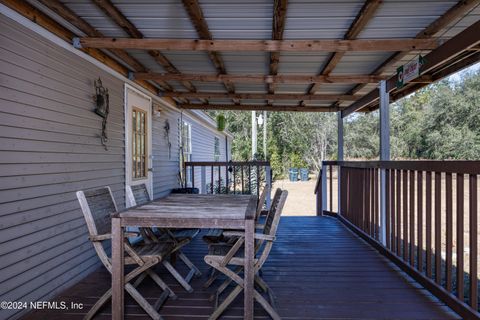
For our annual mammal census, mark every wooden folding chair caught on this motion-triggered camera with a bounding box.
[126,184,201,292]
[204,189,288,320]
[202,185,269,245]
[76,187,175,320]
[203,187,272,288]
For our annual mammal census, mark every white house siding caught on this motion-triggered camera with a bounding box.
[0,13,230,319]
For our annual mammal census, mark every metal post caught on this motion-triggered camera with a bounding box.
[337,112,343,215]
[251,111,257,159]
[379,80,390,245]
[263,111,267,159]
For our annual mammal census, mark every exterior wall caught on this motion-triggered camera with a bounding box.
[0,14,126,320]
[0,13,230,320]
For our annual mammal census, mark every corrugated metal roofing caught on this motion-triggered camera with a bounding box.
[27,0,480,110]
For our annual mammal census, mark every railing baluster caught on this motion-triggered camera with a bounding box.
[410,170,415,266]
[241,165,244,194]
[446,172,453,292]
[248,165,251,194]
[417,171,423,273]
[210,166,215,194]
[435,171,442,285]
[257,165,260,198]
[225,164,229,194]
[218,165,222,193]
[457,173,464,301]
[403,170,408,261]
[426,171,433,278]
[396,169,402,257]
[469,174,478,310]
[191,166,195,189]
[233,165,236,194]
[365,168,370,234]
[329,164,333,213]
[386,169,390,248]
[390,169,396,252]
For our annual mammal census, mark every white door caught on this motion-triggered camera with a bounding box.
[125,85,152,207]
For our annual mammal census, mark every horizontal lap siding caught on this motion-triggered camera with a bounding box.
[151,106,181,199]
[0,14,125,320]
[186,115,229,191]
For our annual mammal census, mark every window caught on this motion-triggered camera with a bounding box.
[132,108,147,179]
[214,137,221,161]
[181,121,192,184]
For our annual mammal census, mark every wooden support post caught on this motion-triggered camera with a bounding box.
[337,111,343,215]
[379,80,390,245]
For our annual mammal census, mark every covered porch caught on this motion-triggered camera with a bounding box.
[1,0,480,320]
[23,216,458,319]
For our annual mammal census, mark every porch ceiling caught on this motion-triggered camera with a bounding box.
[9,0,480,112]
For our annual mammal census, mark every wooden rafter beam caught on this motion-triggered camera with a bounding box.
[182,0,237,103]
[268,0,288,97]
[91,0,197,101]
[307,0,382,95]
[179,104,342,112]
[0,0,159,95]
[36,0,178,92]
[133,72,390,84]
[77,37,440,52]
[164,92,360,101]
[340,0,479,101]
[341,18,480,117]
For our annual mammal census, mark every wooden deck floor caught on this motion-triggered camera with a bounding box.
[23,216,459,319]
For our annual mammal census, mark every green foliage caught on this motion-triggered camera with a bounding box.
[216,114,226,131]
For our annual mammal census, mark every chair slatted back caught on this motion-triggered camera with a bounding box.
[255,189,288,271]
[130,184,151,206]
[78,187,118,236]
[263,188,283,236]
[255,186,269,220]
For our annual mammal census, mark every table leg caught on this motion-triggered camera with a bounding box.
[244,219,255,320]
[112,217,124,320]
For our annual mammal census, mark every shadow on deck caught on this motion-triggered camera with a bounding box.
[23,216,459,319]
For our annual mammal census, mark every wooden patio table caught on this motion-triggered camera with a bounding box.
[111,194,258,320]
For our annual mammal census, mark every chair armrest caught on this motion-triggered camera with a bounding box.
[89,232,139,241]
[222,231,275,241]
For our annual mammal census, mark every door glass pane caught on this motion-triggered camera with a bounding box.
[132,108,147,179]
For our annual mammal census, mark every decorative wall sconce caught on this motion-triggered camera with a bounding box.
[93,78,109,150]
[164,119,172,159]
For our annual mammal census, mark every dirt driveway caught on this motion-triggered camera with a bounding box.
[272,177,317,216]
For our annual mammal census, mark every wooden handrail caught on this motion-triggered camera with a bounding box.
[185,161,270,166]
[322,160,480,175]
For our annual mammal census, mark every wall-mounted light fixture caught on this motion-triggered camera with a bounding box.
[93,78,109,150]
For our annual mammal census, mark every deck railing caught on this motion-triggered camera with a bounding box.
[316,160,480,319]
[184,161,272,205]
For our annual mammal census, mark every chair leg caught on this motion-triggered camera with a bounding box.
[146,269,177,299]
[209,285,243,320]
[254,290,281,320]
[83,288,112,320]
[125,283,163,320]
[162,260,194,292]
[255,275,276,307]
[178,251,202,276]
